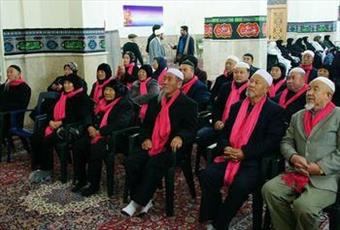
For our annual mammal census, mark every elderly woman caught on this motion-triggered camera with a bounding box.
[116,51,139,88]
[268,62,287,98]
[151,57,167,85]
[90,63,114,104]
[130,65,160,122]
[72,81,134,196]
[30,74,91,183]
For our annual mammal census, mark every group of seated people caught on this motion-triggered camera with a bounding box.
[0,45,339,230]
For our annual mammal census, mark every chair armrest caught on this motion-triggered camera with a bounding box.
[206,142,218,164]
[128,132,140,156]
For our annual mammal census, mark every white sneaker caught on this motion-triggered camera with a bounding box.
[136,200,153,216]
[121,200,140,217]
[206,223,216,230]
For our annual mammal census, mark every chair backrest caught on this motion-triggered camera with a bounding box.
[36,92,59,115]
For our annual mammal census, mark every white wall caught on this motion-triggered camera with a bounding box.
[82,0,267,37]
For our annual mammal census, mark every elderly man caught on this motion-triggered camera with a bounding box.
[300,50,317,83]
[273,67,309,125]
[180,60,211,111]
[122,68,198,217]
[262,77,340,230]
[211,55,239,101]
[199,69,285,230]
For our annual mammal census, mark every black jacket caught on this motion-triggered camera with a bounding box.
[184,79,211,111]
[123,42,144,65]
[212,82,247,124]
[140,93,198,149]
[0,82,31,112]
[217,98,285,164]
[121,66,139,85]
[210,73,233,102]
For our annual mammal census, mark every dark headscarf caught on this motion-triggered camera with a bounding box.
[139,64,153,78]
[97,63,112,81]
[271,62,286,82]
[152,57,167,79]
[105,80,128,98]
[62,74,83,90]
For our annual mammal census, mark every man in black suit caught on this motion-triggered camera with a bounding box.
[122,68,198,217]
[199,69,286,230]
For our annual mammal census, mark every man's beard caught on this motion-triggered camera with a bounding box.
[304,102,315,111]
[245,89,255,98]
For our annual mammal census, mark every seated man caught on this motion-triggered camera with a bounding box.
[242,53,259,76]
[180,60,211,112]
[122,68,198,217]
[299,50,318,83]
[273,67,308,126]
[199,70,285,230]
[262,77,340,230]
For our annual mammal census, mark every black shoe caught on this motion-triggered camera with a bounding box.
[81,187,98,197]
[71,182,87,193]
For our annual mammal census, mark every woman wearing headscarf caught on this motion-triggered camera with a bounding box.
[268,63,287,98]
[90,63,115,105]
[72,81,134,196]
[130,65,160,122]
[116,51,139,89]
[151,57,167,85]
[30,74,91,183]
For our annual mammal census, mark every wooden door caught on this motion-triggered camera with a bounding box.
[267,4,288,41]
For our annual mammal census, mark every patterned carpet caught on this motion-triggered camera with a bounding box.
[0,144,329,230]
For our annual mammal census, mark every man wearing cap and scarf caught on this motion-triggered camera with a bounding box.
[199,69,285,230]
[211,55,239,102]
[122,34,144,66]
[30,74,91,183]
[300,50,318,83]
[273,67,308,125]
[122,68,198,217]
[148,27,166,64]
[262,77,340,230]
[179,60,210,111]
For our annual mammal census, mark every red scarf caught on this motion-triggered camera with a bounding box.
[278,84,308,109]
[91,97,122,144]
[125,63,135,76]
[44,88,84,137]
[7,74,26,87]
[269,79,286,98]
[303,101,335,137]
[157,68,167,87]
[223,69,230,78]
[92,77,113,103]
[215,96,267,186]
[300,64,313,83]
[149,90,181,156]
[182,76,198,94]
[221,81,248,123]
[281,172,310,193]
[139,78,152,121]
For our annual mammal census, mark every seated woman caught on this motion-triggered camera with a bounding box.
[151,57,167,86]
[116,51,139,89]
[0,65,31,138]
[72,81,134,196]
[47,62,87,93]
[29,74,91,183]
[268,62,287,98]
[89,63,114,104]
[130,65,160,123]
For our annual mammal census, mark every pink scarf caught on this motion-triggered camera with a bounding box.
[91,97,122,144]
[278,84,308,109]
[269,79,286,98]
[303,101,335,137]
[281,172,310,193]
[92,77,113,103]
[139,78,152,121]
[223,70,230,78]
[7,74,26,87]
[125,63,135,76]
[215,96,267,186]
[300,64,313,83]
[182,76,198,94]
[221,81,248,123]
[44,88,84,137]
[149,90,181,156]
[157,68,167,87]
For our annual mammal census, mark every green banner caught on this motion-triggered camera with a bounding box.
[204,16,267,40]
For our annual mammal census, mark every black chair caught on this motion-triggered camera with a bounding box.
[206,143,284,230]
[124,132,196,216]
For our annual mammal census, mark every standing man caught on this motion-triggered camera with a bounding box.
[148,27,166,64]
[262,77,339,230]
[173,26,195,63]
[146,24,161,54]
[243,53,259,76]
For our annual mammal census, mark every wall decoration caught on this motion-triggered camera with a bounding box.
[204,16,267,40]
[3,28,105,55]
[287,21,336,33]
[123,5,163,27]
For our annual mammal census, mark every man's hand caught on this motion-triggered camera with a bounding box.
[170,136,183,152]
[214,121,224,130]
[142,139,152,150]
[290,154,309,176]
[87,126,97,138]
[223,146,245,161]
[307,162,322,176]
